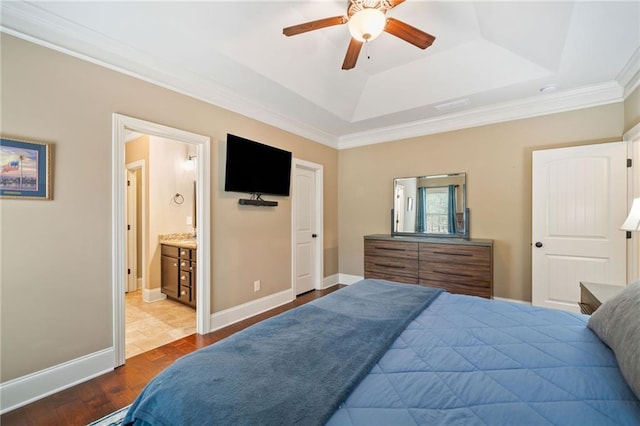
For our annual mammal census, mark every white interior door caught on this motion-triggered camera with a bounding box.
[126,169,138,293]
[291,158,324,295]
[532,141,628,311]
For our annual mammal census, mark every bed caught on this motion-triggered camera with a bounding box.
[123,279,640,425]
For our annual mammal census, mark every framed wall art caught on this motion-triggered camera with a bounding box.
[0,137,52,200]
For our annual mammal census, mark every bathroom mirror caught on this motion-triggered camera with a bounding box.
[392,172,468,238]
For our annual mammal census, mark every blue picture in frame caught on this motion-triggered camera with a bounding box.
[0,138,52,199]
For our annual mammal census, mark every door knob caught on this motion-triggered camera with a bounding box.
[312,234,317,238]
[535,242,543,248]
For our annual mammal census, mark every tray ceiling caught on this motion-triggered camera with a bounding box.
[1,1,639,148]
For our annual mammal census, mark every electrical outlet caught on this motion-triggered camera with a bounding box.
[186,216,193,226]
[253,280,261,292]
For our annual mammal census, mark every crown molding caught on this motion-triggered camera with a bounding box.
[618,46,640,97]
[0,2,340,149]
[337,81,624,149]
[624,122,640,143]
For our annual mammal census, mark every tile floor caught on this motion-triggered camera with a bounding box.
[125,290,196,358]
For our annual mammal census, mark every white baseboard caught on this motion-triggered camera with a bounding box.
[322,274,340,289]
[493,296,531,305]
[143,287,166,303]
[0,348,114,414]
[210,288,294,332]
[338,274,364,285]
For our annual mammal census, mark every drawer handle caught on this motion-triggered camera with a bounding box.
[181,290,187,295]
[181,262,186,267]
[375,247,406,251]
[173,263,177,267]
[374,263,405,269]
[181,276,187,281]
[181,250,187,256]
[434,270,473,278]
[433,251,471,257]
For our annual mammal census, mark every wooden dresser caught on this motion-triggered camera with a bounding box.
[364,234,493,298]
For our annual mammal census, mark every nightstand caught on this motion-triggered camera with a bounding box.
[579,282,625,314]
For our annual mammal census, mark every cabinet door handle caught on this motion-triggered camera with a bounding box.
[173,263,177,267]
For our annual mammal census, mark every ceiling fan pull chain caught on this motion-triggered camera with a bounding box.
[366,40,371,60]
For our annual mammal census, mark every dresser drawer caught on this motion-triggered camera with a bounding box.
[365,255,419,280]
[419,243,491,297]
[419,243,491,290]
[419,261,491,284]
[365,240,418,260]
[419,243,490,266]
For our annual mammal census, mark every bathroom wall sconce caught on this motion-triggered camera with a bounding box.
[184,154,197,171]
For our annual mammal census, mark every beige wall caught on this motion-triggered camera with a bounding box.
[339,104,625,302]
[147,136,197,290]
[625,85,640,133]
[0,34,338,382]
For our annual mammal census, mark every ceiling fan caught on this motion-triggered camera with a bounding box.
[283,0,435,70]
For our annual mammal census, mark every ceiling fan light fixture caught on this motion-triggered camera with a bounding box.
[348,8,386,42]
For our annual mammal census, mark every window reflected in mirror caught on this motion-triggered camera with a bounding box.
[393,173,468,238]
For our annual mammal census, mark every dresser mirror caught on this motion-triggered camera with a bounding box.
[392,172,468,238]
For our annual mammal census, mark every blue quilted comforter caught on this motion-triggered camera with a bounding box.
[327,292,640,425]
[123,280,442,426]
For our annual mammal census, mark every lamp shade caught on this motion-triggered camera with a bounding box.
[348,8,386,42]
[621,197,640,231]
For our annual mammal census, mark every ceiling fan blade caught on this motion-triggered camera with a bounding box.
[386,0,406,8]
[283,16,347,37]
[342,38,363,70]
[384,17,435,49]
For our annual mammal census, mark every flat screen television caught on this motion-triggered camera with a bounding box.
[224,134,292,196]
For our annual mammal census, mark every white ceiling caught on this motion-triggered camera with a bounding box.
[1,1,639,148]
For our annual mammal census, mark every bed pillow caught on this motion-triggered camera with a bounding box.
[587,280,640,399]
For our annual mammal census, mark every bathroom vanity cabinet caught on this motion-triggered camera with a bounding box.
[161,244,197,308]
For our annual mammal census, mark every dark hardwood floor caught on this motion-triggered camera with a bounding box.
[1,285,343,426]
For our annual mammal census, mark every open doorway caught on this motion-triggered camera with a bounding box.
[124,135,198,358]
[113,114,211,367]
